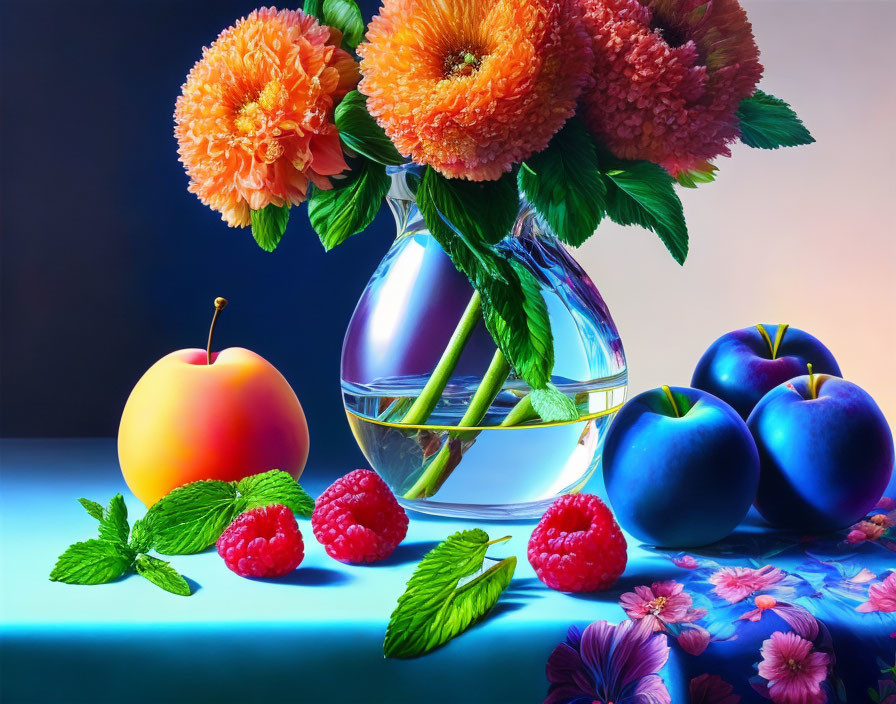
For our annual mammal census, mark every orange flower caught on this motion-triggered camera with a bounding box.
[175,7,359,227]
[358,0,593,181]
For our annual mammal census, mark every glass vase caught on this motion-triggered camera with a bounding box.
[341,166,627,518]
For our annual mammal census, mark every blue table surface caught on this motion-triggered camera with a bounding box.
[1,439,894,703]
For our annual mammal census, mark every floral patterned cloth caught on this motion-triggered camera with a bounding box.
[544,499,896,703]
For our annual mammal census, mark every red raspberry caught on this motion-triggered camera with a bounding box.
[312,469,409,564]
[216,504,304,578]
[528,494,627,592]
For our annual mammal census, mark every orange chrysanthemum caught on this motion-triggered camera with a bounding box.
[358,0,593,181]
[175,7,359,227]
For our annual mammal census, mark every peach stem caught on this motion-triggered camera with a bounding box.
[207,297,228,365]
[662,385,681,418]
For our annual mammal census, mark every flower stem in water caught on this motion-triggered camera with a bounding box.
[403,348,510,499]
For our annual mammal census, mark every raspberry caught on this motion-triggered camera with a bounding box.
[528,494,627,592]
[312,469,409,564]
[216,504,304,578]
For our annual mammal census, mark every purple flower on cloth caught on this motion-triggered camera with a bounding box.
[544,619,671,704]
[689,673,740,704]
[619,580,707,632]
[709,565,785,603]
[756,631,829,704]
[857,572,896,613]
[737,597,819,641]
[672,554,699,569]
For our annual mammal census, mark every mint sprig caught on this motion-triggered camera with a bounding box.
[530,384,579,423]
[383,529,517,659]
[50,495,193,596]
[144,469,314,555]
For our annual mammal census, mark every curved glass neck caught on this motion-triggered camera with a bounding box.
[385,163,545,241]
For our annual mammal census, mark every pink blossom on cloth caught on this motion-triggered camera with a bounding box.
[619,580,707,631]
[709,565,785,603]
[857,572,896,613]
[757,631,829,704]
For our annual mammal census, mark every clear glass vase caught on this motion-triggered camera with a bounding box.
[341,166,627,518]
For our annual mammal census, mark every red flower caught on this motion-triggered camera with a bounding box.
[578,0,762,175]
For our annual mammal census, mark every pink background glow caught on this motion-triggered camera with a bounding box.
[577,0,896,425]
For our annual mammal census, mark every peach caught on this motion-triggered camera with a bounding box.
[118,302,309,506]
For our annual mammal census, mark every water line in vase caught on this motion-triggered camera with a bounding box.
[402,348,511,499]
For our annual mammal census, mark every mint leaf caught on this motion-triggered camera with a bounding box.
[384,530,516,659]
[129,517,153,554]
[529,385,579,422]
[335,91,404,166]
[675,162,717,189]
[78,498,104,521]
[250,203,290,252]
[135,555,191,596]
[50,539,133,585]
[322,0,364,51]
[737,90,814,150]
[303,0,325,22]
[604,160,688,265]
[519,118,606,247]
[144,480,239,555]
[98,494,129,546]
[418,167,554,389]
[237,470,315,518]
[308,157,389,250]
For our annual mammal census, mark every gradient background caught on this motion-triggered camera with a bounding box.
[2,0,894,472]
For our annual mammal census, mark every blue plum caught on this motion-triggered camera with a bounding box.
[692,324,841,419]
[747,370,894,532]
[602,386,759,547]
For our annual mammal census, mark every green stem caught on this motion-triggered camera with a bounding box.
[400,291,482,425]
[499,393,538,427]
[403,349,510,499]
[662,385,681,418]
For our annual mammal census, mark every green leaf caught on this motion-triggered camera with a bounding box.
[417,167,554,389]
[308,157,389,250]
[78,498,104,521]
[129,517,153,554]
[303,0,325,22]
[384,530,516,659]
[737,90,814,150]
[250,203,290,252]
[322,0,364,51]
[518,118,607,247]
[529,385,579,422]
[419,168,520,248]
[144,480,239,555]
[236,470,315,518]
[50,540,134,585]
[335,91,404,166]
[135,555,192,596]
[604,160,688,265]
[98,494,130,546]
[675,162,718,189]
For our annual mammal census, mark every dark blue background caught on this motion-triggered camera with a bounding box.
[0,0,387,466]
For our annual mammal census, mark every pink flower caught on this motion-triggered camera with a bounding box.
[678,624,711,656]
[672,554,699,569]
[877,497,896,511]
[847,568,877,584]
[757,631,829,704]
[857,573,896,613]
[846,514,890,543]
[709,565,785,603]
[619,580,707,631]
[690,673,740,704]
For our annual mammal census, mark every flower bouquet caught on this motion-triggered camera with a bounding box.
[175,0,813,517]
